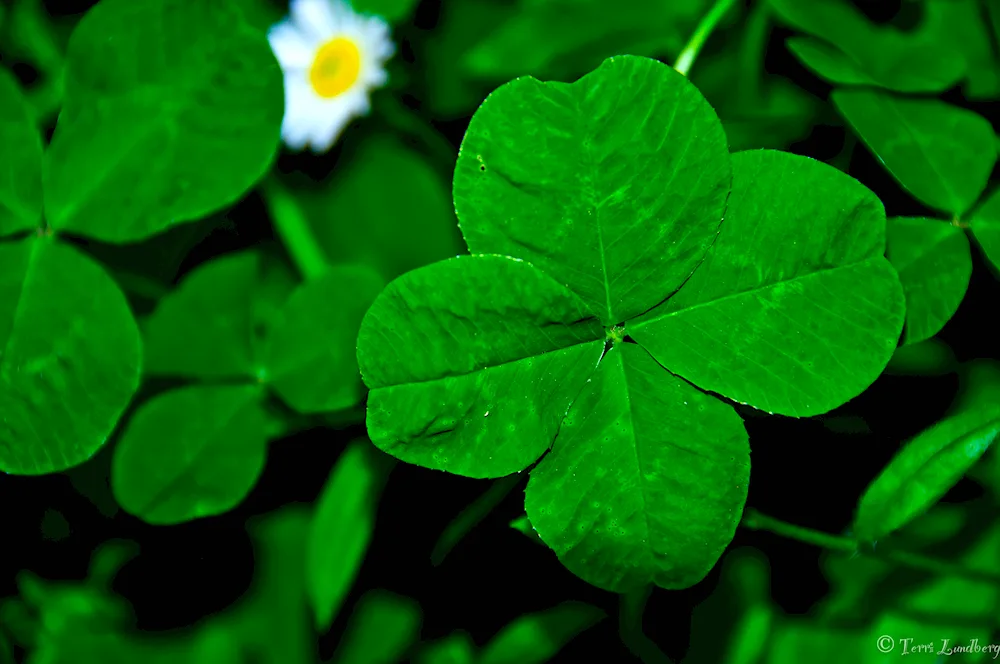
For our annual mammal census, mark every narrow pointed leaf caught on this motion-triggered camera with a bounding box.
[784,37,874,87]
[832,89,996,216]
[0,235,141,474]
[630,150,904,417]
[307,439,393,633]
[853,362,1000,541]
[357,254,605,478]
[0,67,43,237]
[454,55,731,325]
[265,265,384,414]
[43,0,283,243]
[111,384,268,524]
[886,217,971,345]
[331,590,422,664]
[525,343,750,592]
[770,0,965,93]
[479,601,605,664]
[142,250,261,381]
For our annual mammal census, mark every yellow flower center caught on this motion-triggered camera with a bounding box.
[309,37,361,98]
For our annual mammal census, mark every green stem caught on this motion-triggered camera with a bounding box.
[619,585,673,664]
[738,0,772,105]
[673,0,739,77]
[259,175,328,281]
[741,508,1000,585]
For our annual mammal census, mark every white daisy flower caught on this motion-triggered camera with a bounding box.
[268,0,395,153]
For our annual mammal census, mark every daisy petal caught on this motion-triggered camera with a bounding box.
[310,109,352,153]
[267,21,313,69]
[290,0,340,43]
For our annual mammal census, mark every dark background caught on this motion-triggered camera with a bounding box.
[1,0,996,660]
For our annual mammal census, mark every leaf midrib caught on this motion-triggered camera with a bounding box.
[629,257,883,329]
[133,387,263,520]
[368,335,605,391]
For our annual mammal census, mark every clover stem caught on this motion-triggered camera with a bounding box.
[741,508,1000,585]
[673,0,739,77]
[619,585,674,664]
[260,174,329,281]
[738,0,772,105]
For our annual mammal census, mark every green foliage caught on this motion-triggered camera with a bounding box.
[770,0,965,93]
[118,248,383,524]
[350,0,419,23]
[831,89,997,217]
[478,602,605,664]
[111,384,269,525]
[854,362,1000,541]
[358,55,904,592]
[886,217,972,345]
[43,0,283,244]
[970,186,1000,272]
[7,0,1000,662]
[307,439,393,632]
[298,135,463,281]
[0,235,141,475]
[0,67,43,236]
[329,590,422,663]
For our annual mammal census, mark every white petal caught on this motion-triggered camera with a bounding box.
[363,67,388,87]
[309,108,352,153]
[290,0,340,43]
[267,20,314,69]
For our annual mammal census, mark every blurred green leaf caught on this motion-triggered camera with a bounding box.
[764,620,866,664]
[865,522,1000,662]
[885,338,958,377]
[462,0,707,82]
[264,265,384,414]
[479,601,605,664]
[770,0,965,93]
[302,134,462,282]
[832,89,997,217]
[43,0,283,244]
[970,186,1000,273]
[509,515,544,545]
[686,547,773,664]
[412,631,476,664]
[912,0,1000,99]
[886,217,971,345]
[0,66,43,236]
[351,0,418,23]
[0,235,141,475]
[111,384,269,525]
[331,590,422,664]
[422,0,516,118]
[0,628,13,664]
[308,439,394,633]
[142,250,263,381]
[853,362,1000,541]
[219,505,315,664]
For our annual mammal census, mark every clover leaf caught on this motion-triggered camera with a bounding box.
[43,0,283,244]
[356,55,905,591]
